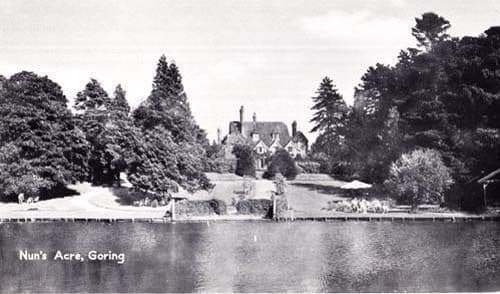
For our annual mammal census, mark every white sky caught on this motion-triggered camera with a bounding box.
[1,0,500,142]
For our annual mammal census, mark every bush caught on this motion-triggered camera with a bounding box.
[175,199,227,216]
[235,199,251,214]
[445,180,485,213]
[329,161,354,181]
[206,157,236,173]
[296,161,321,174]
[384,148,453,211]
[235,199,273,217]
[232,144,256,177]
[208,199,227,215]
[263,149,298,180]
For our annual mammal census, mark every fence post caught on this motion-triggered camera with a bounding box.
[272,195,277,220]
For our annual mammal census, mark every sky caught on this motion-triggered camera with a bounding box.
[1,0,500,142]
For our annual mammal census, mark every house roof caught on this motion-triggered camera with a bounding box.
[240,121,291,146]
[478,168,500,184]
[289,131,308,144]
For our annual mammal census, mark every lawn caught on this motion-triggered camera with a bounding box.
[180,173,350,213]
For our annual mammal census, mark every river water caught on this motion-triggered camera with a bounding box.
[0,221,499,292]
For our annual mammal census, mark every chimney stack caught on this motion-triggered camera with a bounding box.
[292,121,297,137]
[252,112,257,123]
[239,106,244,134]
[217,128,221,144]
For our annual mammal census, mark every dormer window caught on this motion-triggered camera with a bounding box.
[252,133,260,142]
[272,133,280,140]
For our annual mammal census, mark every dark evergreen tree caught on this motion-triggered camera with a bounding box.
[343,13,500,210]
[134,55,198,143]
[310,77,349,134]
[309,77,350,175]
[130,55,212,194]
[74,79,115,184]
[74,78,111,111]
[232,144,256,177]
[263,149,298,180]
[412,12,451,51]
[110,84,130,115]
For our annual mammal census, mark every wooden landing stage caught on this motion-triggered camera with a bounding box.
[0,215,499,223]
[275,215,500,222]
[0,217,170,223]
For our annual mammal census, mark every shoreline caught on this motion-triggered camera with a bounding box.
[1,212,499,224]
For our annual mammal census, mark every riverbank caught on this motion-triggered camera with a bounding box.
[0,175,499,222]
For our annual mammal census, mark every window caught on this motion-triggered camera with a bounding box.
[252,133,260,142]
[288,147,293,152]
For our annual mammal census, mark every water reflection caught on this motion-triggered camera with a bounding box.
[0,221,499,292]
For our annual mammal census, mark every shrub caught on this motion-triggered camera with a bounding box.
[175,199,227,216]
[235,199,251,214]
[329,161,354,181]
[208,199,227,215]
[206,157,236,173]
[232,144,256,177]
[384,148,453,211]
[263,149,298,180]
[296,161,321,174]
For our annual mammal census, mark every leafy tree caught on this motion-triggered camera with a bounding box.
[232,144,256,177]
[385,149,453,211]
[263,149,298,180]
[0,72,89,200]
[341,12,500,207]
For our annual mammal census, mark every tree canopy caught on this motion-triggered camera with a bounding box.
[310,12,500,209]
[130,55,212,195]
[0,72,89,200]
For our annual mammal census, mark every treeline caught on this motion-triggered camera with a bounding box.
[0,55,212,201]
[310,13,500,210]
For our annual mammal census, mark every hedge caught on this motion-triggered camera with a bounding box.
[175,199,227,216]
[296,161,321,174]
[235,199,273,217]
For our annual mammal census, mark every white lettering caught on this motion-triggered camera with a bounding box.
[88,250,125,264]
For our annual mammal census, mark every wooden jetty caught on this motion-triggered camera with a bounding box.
[0,214,499,223]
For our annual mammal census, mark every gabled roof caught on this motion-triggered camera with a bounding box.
[252,140,269,150]
[478,168,500,184]
[240,121,291,146]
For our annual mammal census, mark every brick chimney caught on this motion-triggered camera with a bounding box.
[292,121,297,137]
[239,106,244,134]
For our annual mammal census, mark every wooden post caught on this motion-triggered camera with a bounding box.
[482,182,488,208]
[171,199,176,221]
[272,195,277,220]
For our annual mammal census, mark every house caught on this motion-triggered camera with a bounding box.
[220,106,308,170]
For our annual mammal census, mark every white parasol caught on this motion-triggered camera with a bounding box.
[341,180,372,190]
